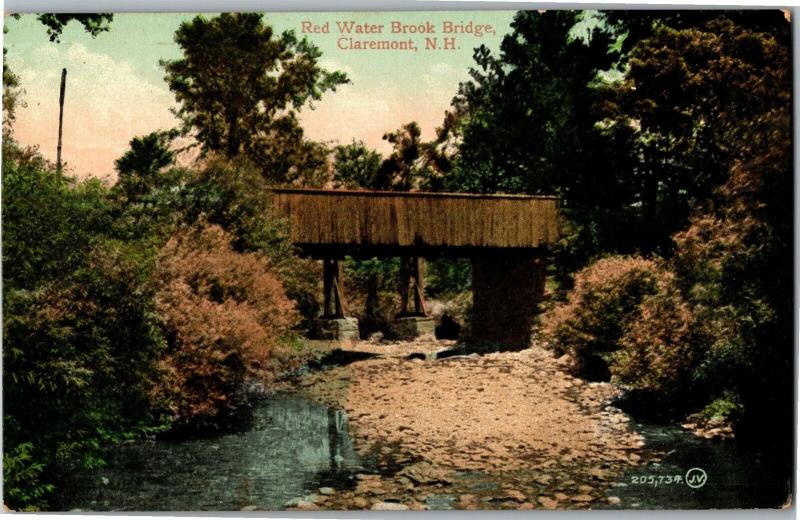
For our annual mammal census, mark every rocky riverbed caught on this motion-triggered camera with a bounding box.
[278,338,654,510]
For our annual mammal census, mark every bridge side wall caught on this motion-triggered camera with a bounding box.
[471,253,547,348]
[272,189,559,249]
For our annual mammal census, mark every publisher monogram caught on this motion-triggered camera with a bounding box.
[685,468,708,489]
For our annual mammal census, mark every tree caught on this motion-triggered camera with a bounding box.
[445,11,631,268]
[332,140,382,189]
[373,121,428,191]
[161,13,348,184]
[3,141,164,510]
[3,45,22,133]
[602,12,789,253]
[114,132,177,202]
[642,18,792,435]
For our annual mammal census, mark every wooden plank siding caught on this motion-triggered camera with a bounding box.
[271,188,559,250]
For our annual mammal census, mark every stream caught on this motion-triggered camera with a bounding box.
[55,393,790,511]
[601,422,790,509]
[55,394,367,511]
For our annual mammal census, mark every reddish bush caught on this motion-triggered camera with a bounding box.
[614,285,696,393]
[541,256,665,358]
[152,224,299,423]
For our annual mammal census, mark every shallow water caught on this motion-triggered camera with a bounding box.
[55,394,364,511]
[601,422,790,509]
[55,393,790,511]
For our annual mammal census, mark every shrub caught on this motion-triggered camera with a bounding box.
[613,283,696,394]
[176,156,322,332]
[152,224,299,424]
[426,258,472,298]
[541,256,665,365]
[3,239,165,510]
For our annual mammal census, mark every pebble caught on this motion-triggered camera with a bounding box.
[350,497,370,509]
[504,489,527,502]
[240,505,258,512]
[607,496,622,505]
[371,501,410,510]
[318,487,335,496]
[538,497,559,509]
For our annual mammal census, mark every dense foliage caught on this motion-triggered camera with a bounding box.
[532,12,791,437]
[3,144,165,509]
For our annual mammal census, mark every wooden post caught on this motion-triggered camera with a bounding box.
[412,257,427,315]
[398,256,427,317]
[323,258,345,318]
[56,68,66,172]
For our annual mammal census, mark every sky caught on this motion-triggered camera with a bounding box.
[4,12,517,181]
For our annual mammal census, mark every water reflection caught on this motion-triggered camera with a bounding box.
[56,394,363,511]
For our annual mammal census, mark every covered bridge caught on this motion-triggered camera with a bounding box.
[271,188,559,346]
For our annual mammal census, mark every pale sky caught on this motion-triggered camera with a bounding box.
[4,12,516,180]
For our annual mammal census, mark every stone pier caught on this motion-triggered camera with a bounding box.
[313,257,359,342]
[470,252,547,348]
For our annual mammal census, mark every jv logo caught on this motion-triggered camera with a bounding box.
[685,467,708,489]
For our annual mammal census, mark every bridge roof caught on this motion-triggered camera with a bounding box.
[271,188,559,256]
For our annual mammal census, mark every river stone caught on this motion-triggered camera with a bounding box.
[284,494,319,508]
[572,494,594,503]
[240,505,258,511]
[397,461,452,485]
[607,496,622,505]
[537,497,558,509]
[371,501,409,511]
[295,500,319,511]
[504,489,527,502]
[318,487,335,496]
[350,497,369,509]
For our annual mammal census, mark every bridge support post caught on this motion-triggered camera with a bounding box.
[316,257,359,342]
[398,256,427,316]
[470,252,547,349]
[394,256,435,340]
[323,258,345,318]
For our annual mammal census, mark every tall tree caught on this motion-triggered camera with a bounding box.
[634,18,792,436]
[601,10,789,252]
[161,13,348,184]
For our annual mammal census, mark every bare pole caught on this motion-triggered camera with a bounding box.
[56,68,66,172]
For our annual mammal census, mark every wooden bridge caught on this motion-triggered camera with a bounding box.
[271,188,559,346]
